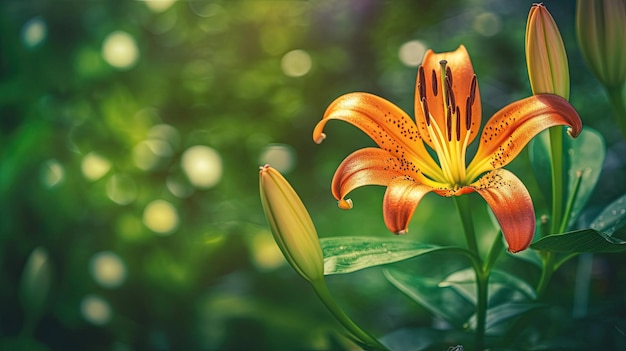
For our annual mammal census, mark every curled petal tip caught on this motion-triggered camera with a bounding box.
[567,126,581,138]
[338,198,353,210]
[259,164,271,172]
[314,132,326,144]
[396,229,408,235]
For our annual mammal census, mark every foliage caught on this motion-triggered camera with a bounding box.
[2,0,626,350]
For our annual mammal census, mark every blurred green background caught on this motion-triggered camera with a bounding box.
[2,0,626,349]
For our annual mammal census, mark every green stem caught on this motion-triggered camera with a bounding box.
[475,270,489,350]
[606,84,626,139]
[559,170,584,234]
[455,196,479,255]
[483,231,504,273]
[454,196,487,351]
[549,127,564,235]
[536,251,555,297]
[311,279,387,350]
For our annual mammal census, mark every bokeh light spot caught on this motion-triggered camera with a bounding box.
[40,159,65,188]
[106,174,137,205]
[81,295,112,326]
[181,146,222,189]
[102,31,139,70]
[22,17,47,49]
[166,172,194,198]
[143,200,179,235]
[144,0,176,13]
[189,2,222,17]
[250,231,286,272]
[81,152,111,181]
[399,40,427,67]
[281,49,312,77]
[89,251,127,289]
[474,12,502,37]
[148,124,180,151]
[133,140,172,171]
[259,144,296,173]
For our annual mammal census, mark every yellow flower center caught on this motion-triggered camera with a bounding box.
[417,60,478,189]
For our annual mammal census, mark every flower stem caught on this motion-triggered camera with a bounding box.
[536,251,555,297]
[548,127,564,235]
[455,196,479,255]
[559,170,583,234]
[454,196,488,351]
[311,279,387,350]
[606,84,626,139]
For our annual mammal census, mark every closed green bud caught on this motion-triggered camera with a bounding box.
[526,3,570,99]
[259,165,324,283]
[577,0,626,89]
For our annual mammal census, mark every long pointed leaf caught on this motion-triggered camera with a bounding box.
[467,302,545,331]
[321,236,454,275]
[383,268,474,328]
[590,192,626,235]
[531,228,626,253]
[440,269,537,303]
[529,128,605,230]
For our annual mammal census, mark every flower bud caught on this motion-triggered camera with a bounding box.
[576,0,626,89]
[259,165,324,283]
[526,3,570,99]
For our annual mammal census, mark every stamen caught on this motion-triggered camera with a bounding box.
[418,66,426,101]
[431,69,438,96]
[469,75,477,105]
[465,97,472,130]
[422,97,431,125]
[456,106,461,141]
[446,66,453,87]
[446,108,452,141]
[446,75,456,112]
[418,66,431,126]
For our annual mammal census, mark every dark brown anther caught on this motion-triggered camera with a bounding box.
[418,66,427,101]
[422,97,431,125]
[469,75,477,105]
[465,97,472,130]
[456,105,461,141]
[446,108,452,141]
[431,69,438,96]
[448,80,456,113]
[444,78,451,108]
[446,66,453,87]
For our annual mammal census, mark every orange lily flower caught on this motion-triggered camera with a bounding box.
[313,45,582,253]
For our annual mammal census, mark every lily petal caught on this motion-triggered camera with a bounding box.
[331,148,404,208]
[471,169,535,253]
[383,177,434,234]
[467,94,582,179]
[313,92,443,181]
[415,45,482,147]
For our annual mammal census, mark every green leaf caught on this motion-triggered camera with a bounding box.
[529,128,606,230]
[530,229,626,253]
[529,129,553,199]
[507,245,543,268]
[564,128,605,229]
[589,192,626,235]
[467,302,544,331]
[440,268,537,303]
[383,268,475,328]
[320,236,451,275]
